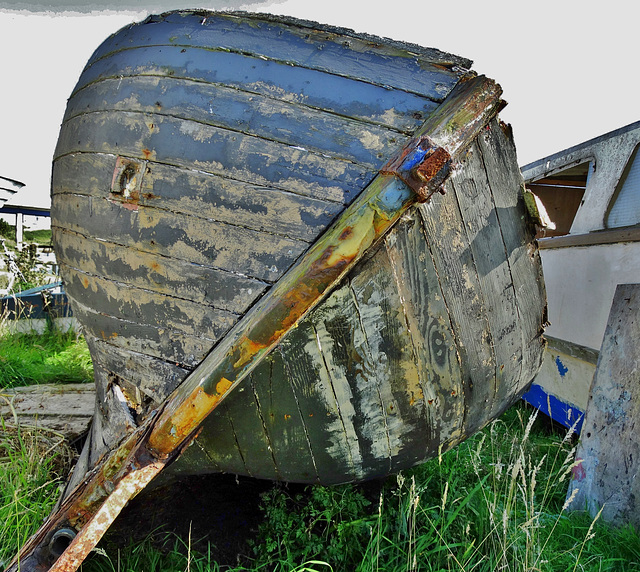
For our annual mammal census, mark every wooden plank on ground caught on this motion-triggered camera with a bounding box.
[0,383,94,441]
[566,283,640,527]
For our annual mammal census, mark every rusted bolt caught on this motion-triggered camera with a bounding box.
[111,157,145,202]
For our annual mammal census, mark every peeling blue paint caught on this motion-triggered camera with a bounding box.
[555,356,568,377]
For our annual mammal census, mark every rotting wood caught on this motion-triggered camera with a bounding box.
[417,180,496,437]
[276,318,358,483]
[451,140,520,418]
[70,301,218,369]
[477,121,547,382]
[53,194,307,284]
[55,111,374,204]
[316,281,392,478]
[6,73,504,572]
[385,214,465,453]
[349,246,429,472]
[75,45,441,133]
[0,384,94,442]
[61,266,240,341]
[81,12,469,100]
[83,336,190,406]
[252,348,320,483]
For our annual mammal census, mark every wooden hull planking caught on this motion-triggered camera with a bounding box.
[50,11,546,487]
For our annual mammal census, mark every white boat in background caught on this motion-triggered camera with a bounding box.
[521,120,640,431]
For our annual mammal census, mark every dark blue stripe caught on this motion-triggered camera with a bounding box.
[521,383,584,433]
[85,12,465,100]
[74,45,439,134]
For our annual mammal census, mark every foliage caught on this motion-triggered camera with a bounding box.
[0,328,93,389]
[2,354,640,572]
[77,405,640,571]
[0,219,15,241]
[0,421,75,568]
[250,482,373,567]
[11,244,48,292]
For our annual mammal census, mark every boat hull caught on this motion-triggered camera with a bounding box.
[52,11,546,486]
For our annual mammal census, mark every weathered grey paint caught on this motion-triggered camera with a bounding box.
[50,12,545,487]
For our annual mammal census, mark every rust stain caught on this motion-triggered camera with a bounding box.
[118,200,139,211]
[215,377,233,396]
[142,148,153,160]
[82,276,89,288]
[168,386,221,439]
[233,337,268,369]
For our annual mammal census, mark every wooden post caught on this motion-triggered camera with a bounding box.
[566,283,640,526]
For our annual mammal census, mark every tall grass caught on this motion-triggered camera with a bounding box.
[0,420,75,568]
[1,321,639,572]
[0,328,93,389]
[0,326,92,567]
[75,406,640,571]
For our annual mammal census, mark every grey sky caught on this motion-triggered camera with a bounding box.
[1,0,637,208]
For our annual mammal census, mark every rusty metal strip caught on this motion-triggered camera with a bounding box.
[5,73,502,572]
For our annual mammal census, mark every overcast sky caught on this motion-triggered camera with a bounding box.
[1,0,637,208]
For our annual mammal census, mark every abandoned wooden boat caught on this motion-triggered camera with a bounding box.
[7,10,547,571]
[52,7,548,487]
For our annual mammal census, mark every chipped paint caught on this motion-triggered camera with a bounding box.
[11,68,508,571]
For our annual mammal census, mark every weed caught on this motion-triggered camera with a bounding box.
[0,420,75,568]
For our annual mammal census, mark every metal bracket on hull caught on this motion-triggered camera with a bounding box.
[5,73,503,572]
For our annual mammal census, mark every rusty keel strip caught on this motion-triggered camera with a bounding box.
[5,73,502,572]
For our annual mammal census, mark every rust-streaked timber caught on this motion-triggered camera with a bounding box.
[6,73,502,572]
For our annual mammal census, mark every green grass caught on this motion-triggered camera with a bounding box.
[53,407,640,571]
[1,325,639,571]
[0,328,93,389]
[0,421,75,568]
[23,229,52,245]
